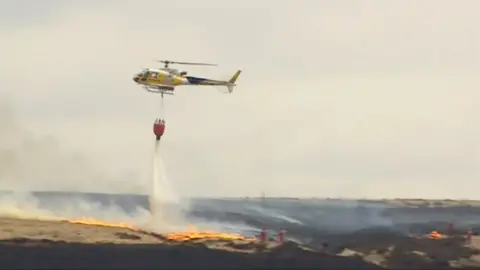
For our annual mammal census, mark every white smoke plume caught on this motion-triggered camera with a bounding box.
[0,96,152,225]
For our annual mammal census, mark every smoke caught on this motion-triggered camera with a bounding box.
[0,191,151,225]
[0,95,154,194]
[0,99,93,192]
[0,96,152,225]
[0,95,401,237]
[0,96,207,235]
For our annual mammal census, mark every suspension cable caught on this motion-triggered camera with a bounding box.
[160,94,165,118]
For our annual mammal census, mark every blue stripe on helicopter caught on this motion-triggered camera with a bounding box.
[186,76,208,84]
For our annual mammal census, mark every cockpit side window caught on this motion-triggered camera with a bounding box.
[150,72,158,79]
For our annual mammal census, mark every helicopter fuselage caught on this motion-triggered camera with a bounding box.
[133,68,188,87]
[132,67,241,94]
[133,68,230,87]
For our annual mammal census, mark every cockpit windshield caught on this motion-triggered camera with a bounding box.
[140,69,149,77]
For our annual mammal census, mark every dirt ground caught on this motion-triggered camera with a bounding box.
[0,217,379,269]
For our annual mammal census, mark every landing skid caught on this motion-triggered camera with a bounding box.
[143,86,174,97]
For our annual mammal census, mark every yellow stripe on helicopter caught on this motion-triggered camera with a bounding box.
[146,72,184,86]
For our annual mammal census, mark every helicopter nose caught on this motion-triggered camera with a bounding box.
[133,76,139,83]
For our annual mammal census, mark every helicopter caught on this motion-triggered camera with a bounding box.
[132,60,242,97]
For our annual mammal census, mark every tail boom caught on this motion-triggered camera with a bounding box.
[185,69,241,93]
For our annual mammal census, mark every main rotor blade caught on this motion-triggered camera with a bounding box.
[156,60,217,66]
[173,61,218,66]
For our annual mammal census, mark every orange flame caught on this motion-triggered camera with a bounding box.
[166,225,256,242]
[166,231,256,242]
[63,217,139,231]
[63,218,256,242]
[429,230,445,239]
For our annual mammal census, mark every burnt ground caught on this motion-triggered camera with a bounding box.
[0,217,379,269]
[1,217,480,269]
[313,231,480,269]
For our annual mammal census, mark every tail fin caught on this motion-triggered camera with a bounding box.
[227,70,241,93]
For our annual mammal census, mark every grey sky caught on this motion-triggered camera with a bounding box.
[1,0,479,198]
